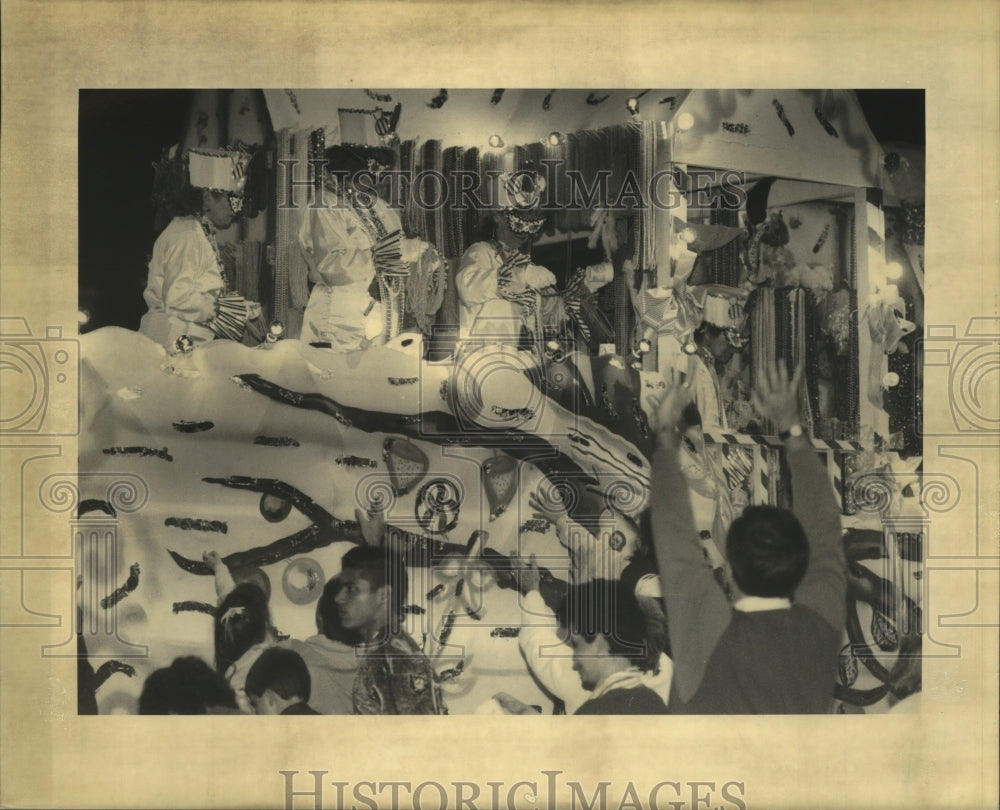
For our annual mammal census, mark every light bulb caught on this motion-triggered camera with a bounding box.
[676,112,695,131]
[488,134,504,148]
[885,262,903,280]
[882,372,900,388]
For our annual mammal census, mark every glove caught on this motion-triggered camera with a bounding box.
[521,264,556,290]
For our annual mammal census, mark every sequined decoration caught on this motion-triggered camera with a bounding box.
[838,643,860,686]
[427,89,449,109]
[164,517,228,533]
[253,436,300,447]
[813,223,831,253]
[173,601,216,615]
[772,98,795,136]
[334,455,378,469]
[172,420,214,433]
[814,107,839,137]
[103,446,173,461]
[283,89,301,114]
[100,563,141,609]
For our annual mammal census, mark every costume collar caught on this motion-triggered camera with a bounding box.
[589,667,645,700]
[733,596,792,613]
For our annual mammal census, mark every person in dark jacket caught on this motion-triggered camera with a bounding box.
[649,361,846,713]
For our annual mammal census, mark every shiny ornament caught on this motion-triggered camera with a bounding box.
[481,454,519,521]
[383,437,429,495]
[282,557,325,605]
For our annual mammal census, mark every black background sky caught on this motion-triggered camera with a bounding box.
[78,89,925,333]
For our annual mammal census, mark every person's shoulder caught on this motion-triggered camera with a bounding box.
[163,216,201,235]
[281,702,321,715]
[460,241,495,261]
[789,602,843,635]
[156,216,204,247]
[384,631,427,657]
[576,685,669,715]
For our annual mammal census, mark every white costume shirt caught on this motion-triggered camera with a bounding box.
[456,241,542,341]
[139,216,224,348]
[298,193,401,351]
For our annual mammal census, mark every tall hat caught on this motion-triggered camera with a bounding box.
[697,283,749,349]
[187,147,253,214]
[495,169,547,236]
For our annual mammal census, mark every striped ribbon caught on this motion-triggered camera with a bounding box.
[703,431,865,452]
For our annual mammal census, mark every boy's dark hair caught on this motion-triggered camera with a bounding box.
[726,505,810,598]
[339,545,408,622]
[316,577,362,646]
[245,648,311,702]
[555,579,656,671]
[139,656,238,714]
[214,582,271,675]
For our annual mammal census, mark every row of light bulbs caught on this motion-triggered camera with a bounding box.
[485,109,697,150]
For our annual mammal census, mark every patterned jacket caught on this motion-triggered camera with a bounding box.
[352,631,446,715]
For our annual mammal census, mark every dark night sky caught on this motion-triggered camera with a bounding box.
[78,89,925,333]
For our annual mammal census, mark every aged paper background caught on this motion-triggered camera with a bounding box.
[1,1,997,808]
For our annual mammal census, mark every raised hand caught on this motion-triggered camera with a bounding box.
[354,500,387,547]
[751,361,803,434]
[508,550,541,595]
[202,550,224,571]
[647,365,695,438]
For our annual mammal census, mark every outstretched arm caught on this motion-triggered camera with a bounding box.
[752,362,846,631]
[649,373,732,703]
[511,551,589,714]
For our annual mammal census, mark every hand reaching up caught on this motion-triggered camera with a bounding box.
[508,550,541,596]
[751,361,803,434]
[647,366,694,440]
[354,499,387,547]
[202,550,224,571]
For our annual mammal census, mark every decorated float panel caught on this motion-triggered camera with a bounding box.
[78,327,653,714]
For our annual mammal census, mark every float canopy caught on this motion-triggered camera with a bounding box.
[263,89,893,190]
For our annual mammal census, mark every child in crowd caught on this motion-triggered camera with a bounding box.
[497,551,672,715]
[558,578,669,714]
[245,647,320,715]
[138,656,239,715]
[205,550,277,714]
[280,577,360,715]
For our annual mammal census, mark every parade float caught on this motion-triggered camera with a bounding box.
[77,89,924,713]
